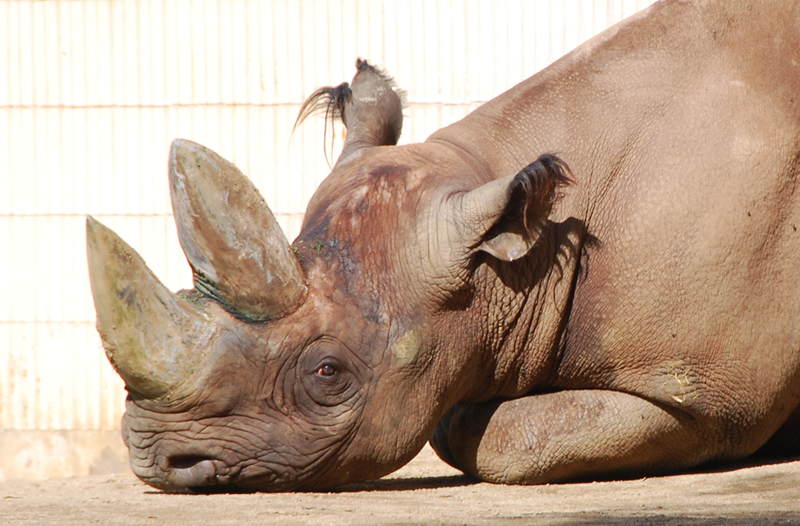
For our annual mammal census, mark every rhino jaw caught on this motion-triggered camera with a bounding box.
[86,216,215,400]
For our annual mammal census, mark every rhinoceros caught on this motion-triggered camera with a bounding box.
[87,0,800,491]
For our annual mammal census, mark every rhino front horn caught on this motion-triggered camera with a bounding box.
[86,217,215,399]
[169,139,307,321]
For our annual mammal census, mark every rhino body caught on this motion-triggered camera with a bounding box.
[88,0,800,491]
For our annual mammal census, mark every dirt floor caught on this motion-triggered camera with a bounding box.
[2,444,800,525]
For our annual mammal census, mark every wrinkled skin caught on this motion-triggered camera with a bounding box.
[88,1,800,491]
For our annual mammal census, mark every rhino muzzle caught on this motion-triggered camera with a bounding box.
[87,139,307,399]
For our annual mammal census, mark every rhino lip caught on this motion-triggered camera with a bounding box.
[163,455,225,489]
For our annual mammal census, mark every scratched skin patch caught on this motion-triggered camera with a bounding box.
[390,329,422,367]
[658,358,700,407]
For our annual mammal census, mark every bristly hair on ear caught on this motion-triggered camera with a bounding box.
[510,154,574,239]
[291,82,352,166]
[293,82,352,132]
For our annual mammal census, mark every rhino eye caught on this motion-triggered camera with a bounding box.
[316,363,338,377]
[299,338,364,407]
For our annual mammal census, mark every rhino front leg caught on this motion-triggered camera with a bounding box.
[430,390,712,484]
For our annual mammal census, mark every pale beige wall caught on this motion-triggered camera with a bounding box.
[0,0,656,481]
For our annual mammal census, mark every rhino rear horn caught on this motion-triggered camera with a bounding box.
[169,139,307,321]
[86,217,214,400]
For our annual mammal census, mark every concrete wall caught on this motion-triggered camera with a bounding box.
[0,0,656,481]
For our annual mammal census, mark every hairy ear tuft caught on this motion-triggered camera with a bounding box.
[293,83,352,132]
[462,154,573,262]
[508,153,573,240]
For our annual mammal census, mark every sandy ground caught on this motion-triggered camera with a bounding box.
[2,445,800,526]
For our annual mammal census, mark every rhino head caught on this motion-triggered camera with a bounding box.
[87,60,572,491]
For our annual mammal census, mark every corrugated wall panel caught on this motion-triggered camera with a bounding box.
[0,0,657,479]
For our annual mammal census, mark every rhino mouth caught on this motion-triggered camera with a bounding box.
[169,454,212,470]
[164,455,221,489]
[133,452,238,491]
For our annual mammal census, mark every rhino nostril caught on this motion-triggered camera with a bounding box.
[169,455,210,470]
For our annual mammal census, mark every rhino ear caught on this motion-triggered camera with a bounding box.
[341,59,405,150]
[458,154,572,262]
[295,59,405,166]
